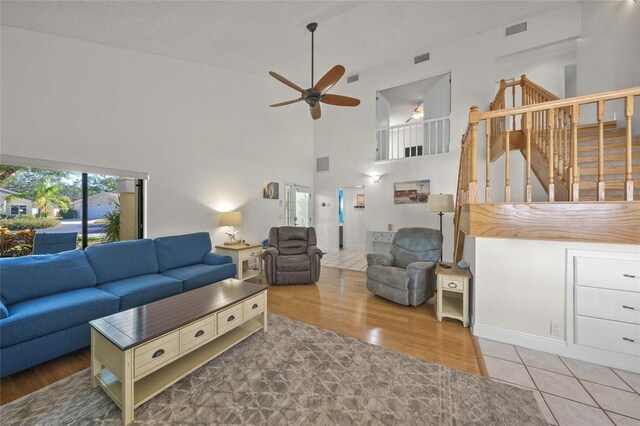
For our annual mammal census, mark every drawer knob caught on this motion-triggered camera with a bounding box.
[195,330,205,338]
[251,252,255,257]
[252,303,259,309]
[623,274,639,279]
[622,337,636,343]
[622,305,636,310]
[152,349,165,359]
[227,315,236,322]
[448,282,457,288]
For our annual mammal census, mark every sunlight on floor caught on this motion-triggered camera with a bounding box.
[321,248,367,272]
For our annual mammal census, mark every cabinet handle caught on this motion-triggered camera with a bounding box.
[227,315,235,322]
[195,330,205,338]
[152,349,165,359]
[623,274,639,279]
[622,337,636,343]
[622,305,636,310]
[252,303,259,309]
[448,282,458,288]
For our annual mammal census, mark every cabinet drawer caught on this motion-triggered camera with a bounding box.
[243,293,265,319]
[576,315,640,356]
[576,286,640,325]
[442,278,464,292]
[239,248,261,262]
[217,303,243,335]
[180,314,217,353]
[575,257,640,292]
[134,331,180,378]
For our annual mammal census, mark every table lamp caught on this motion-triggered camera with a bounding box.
[426,194,454,261]
[220,211,242,245]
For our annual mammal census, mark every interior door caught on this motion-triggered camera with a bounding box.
[286,185,312,227]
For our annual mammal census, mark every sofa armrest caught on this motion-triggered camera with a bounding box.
[204,252,232,266]
[0,299,8,319]
[367,252,394,267]
[406,261,437,305]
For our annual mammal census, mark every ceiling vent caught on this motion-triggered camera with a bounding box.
[506,22,527,37]
[316,156,329,172]
[347,74,359,84]
[414,53,430,64]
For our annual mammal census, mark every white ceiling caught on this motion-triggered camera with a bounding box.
[1,1,576,81]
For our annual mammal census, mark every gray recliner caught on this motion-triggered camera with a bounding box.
[366,227,442,306]
[262,227,323,285]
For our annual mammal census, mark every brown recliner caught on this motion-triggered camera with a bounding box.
[262,227,323,285]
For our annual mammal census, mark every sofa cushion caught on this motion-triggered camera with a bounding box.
[161,263,237,292]
[0,250,97,306]
[85,239,159,284]
[97,274,183,311]
[0,288,119,348]
[154,232,212,272]
[366,265,409,291]
[276,254,311,272]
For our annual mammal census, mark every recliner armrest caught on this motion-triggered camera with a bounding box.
[367,252,394,267]
[406,261,437,274]
[203,252,232,266]
[406,261,438,305]
[307,246,323,259]
[262,247,280,260]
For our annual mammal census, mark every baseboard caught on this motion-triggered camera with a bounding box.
[473,322,640,373]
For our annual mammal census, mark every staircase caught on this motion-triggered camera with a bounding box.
[453,76,640,261]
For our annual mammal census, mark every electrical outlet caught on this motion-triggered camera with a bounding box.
[550,321,561,337]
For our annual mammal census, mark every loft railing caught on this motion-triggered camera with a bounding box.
[376,116,450,161]
[454,76,639,260]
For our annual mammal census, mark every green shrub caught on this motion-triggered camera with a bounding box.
[58,208,79,219]
[0,215,59,230]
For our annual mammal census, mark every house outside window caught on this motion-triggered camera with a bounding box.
[10,205,27,215]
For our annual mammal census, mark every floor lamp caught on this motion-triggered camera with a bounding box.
[426,194,455,261]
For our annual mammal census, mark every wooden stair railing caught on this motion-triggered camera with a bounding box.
[453,77,640,262]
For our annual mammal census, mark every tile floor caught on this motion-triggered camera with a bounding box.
[479,338,640,425]
[321,248,367,271]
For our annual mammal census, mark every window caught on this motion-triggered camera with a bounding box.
[376,72,451,161]
[10,205,27,215]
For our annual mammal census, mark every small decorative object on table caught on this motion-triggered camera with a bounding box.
[436,262,472,327]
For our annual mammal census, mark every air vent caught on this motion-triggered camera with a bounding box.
[347,74,359,84]
[414,53,430,64]
[506,22,527,37]
[316,156,329,172]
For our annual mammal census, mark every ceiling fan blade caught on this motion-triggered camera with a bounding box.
[270,98,303,107]
[310,103,321,120]
[321,94,361,107]
[269,71,305,93]
[314,65,345,94]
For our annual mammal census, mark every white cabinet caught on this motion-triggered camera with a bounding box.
[567,249,640,371]
[366,231,395,253]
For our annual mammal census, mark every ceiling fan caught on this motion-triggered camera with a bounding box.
[269,22,360,120]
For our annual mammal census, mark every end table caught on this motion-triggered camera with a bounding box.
[215,243,263,281]
[436,262,472,327]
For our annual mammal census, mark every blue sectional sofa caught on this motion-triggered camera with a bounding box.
[0,232,236,377]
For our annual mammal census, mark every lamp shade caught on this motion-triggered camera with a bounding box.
[220,211,242,226]
[426,194,454,213]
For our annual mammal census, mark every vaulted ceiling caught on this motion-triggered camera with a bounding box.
[1,1,575,79]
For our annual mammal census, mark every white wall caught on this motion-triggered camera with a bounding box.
[313,4,582,258]
[0,26,314,243]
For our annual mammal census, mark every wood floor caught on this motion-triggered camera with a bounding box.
[0,267,480,405]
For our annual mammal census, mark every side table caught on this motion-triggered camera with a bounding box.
[436,262,472,327]
[215,243,263,281]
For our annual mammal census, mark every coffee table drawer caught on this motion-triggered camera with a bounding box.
[181,314,217,353]
[134,331,180,378]
[218,304,243,335]
[243,293,265,319]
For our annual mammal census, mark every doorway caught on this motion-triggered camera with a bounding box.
[284,184,312,227]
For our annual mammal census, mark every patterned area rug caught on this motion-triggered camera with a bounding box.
[0,314,545,425]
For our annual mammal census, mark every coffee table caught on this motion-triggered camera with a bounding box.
[90,279,267,425]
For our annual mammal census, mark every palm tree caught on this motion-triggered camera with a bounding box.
[6,178,71,217]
